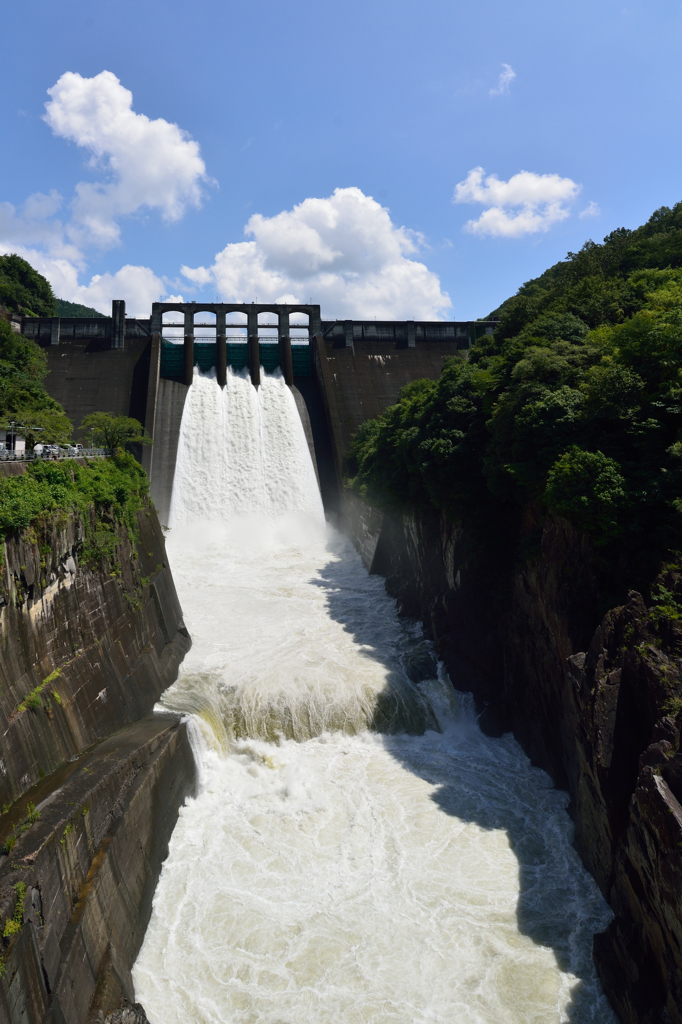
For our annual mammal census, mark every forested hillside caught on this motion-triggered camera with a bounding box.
[0,253,103,319]
[54,298,105,317]
[349,202,682,606]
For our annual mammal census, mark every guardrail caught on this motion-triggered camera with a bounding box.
[0,448,109,463]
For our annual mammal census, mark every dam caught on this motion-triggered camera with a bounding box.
[11,300,499,524]
[127,368,616,1022]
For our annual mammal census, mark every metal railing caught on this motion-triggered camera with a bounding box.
[0,448,109,463]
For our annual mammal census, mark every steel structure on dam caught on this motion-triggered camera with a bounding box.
[12,300,498,524]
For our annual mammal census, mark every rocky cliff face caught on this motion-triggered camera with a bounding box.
[0,505,194,1023]
[0,506,190,808]
[344,491,682,1024]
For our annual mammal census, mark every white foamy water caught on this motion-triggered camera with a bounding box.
[133,369,617,1024]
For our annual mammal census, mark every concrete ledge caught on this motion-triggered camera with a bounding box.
[0,715,196,1024]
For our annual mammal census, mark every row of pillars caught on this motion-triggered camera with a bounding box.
[178,333,296,388]
[175,306,301,388]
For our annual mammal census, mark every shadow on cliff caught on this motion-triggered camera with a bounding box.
[310,551,615,1024]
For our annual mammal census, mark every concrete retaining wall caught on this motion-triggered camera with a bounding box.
[0,715,195,1024]
[146,379,188,527]
[43,339,152,432]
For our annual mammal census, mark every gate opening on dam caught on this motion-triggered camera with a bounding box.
[153,302,320,387]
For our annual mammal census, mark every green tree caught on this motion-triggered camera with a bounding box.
[80,413,151,451]
[0,317,47,379]
[544,447,629,542]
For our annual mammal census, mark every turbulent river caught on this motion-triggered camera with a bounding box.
[133,369,617,1024]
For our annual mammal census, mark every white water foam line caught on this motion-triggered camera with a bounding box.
[134,369,617,1024]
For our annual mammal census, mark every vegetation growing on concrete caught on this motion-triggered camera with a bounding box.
[3,806,40,856]
[0,451,149,539]
[348,201,682,602]
[15,670,62,717]
[1,882,27,943]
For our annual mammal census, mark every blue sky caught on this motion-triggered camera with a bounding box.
[1,0,681,319]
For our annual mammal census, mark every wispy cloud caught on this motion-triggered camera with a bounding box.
[453,167,581,238]
[579,201,601,219]
[489,63,516,96]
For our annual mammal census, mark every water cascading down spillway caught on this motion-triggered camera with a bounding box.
[133,367,618,1024]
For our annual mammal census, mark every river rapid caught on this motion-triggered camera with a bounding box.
[132,369,617,1024]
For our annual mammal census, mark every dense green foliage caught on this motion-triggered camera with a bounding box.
[0,254,104,319]
[0,452,149,540]
[0,254,55,318]
[349,203,682,591]
[79,412,151,451]
[0,317,72,445]
[54,299,105,318]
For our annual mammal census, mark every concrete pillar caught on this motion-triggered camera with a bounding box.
[150,303,162,335]
[247,308,260,388]
[407,321,416,348]
[142,333,161,478]
[248,334,261,388]
[216,309,227,388]
[344,320,354,348]
[49,317,60,346]
[279,336,294,386]
[310,306,321,337]
[277,310,293,385]
[112,299,125,349]
[184,307,194,386]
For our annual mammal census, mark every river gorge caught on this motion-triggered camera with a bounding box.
[132,371,616,1023]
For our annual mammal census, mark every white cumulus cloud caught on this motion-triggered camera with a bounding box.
[490,64,516,96]
[0,72,208,313]
[453,167,581,238]
[44,70,209,247]
[181,187,451,319]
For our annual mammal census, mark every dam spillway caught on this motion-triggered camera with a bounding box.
[132,368,617,1023]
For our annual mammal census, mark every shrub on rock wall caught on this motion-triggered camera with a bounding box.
[0,452,149,541]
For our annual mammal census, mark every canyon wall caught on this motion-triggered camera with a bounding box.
[344,491,682,1024]
[0,504,194,1023]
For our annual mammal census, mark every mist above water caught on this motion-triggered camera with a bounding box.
[133,369,617,1024]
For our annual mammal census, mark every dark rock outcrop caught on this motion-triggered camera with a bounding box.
[344,490,682,1024]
